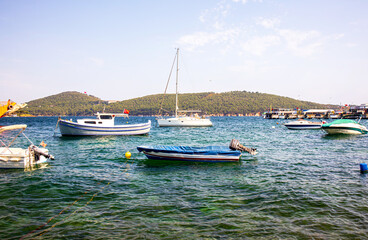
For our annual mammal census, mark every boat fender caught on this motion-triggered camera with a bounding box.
[360,163,368,174]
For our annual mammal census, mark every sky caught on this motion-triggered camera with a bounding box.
[0,0,367,105]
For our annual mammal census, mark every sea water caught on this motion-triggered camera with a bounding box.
[0,116,368,239]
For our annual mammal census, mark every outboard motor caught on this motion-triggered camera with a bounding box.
[229,139,257,155]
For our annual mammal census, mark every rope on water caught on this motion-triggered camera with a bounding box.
[21,156,134,239]
[53,117,61,136]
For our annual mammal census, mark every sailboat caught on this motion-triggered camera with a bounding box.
[157,48,213,127]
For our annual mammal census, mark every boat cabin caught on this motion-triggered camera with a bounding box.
[76,113,128,127]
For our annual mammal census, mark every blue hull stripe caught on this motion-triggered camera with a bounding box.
[59,121,150,133]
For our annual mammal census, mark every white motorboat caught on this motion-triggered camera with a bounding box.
[157,48,212,127]
[58,112,151,136]
[0,124,54,169]
[284,119,325,130]
[322,119,368,135]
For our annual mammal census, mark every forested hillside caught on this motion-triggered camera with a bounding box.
[24,91,336,116]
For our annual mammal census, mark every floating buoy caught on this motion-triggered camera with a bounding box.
[125,151,131,159]
[360,163,368,173]
[272,126,275,129]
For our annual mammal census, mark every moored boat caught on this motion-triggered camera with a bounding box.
[137,139,257,162]
[58,112,151,136]
[284,119,325,130]
[321,119,368,135]
[157,48,212,127]
[0,124,54,169]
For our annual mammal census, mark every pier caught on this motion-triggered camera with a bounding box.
[263,104,368,119]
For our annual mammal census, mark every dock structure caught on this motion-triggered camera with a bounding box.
[263,105,368,119]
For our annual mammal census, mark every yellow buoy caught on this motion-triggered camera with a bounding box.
[125,151,131,159]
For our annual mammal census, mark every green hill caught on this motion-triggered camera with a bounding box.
[25,91,107,116]
[24,91,336,116]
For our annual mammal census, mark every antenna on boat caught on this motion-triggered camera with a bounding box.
[158,48,179,117]
[175,48,179,118]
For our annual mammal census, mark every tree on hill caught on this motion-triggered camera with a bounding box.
[25,91,337,116]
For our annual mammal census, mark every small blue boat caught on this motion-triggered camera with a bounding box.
[137,140,257,163]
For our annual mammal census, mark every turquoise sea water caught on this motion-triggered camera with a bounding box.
[1,116,368,239]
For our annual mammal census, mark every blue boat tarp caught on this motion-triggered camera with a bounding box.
[137,145,241,156]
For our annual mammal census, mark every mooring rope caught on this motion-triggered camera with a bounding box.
[21,156,134,239]
[53,117,61,136]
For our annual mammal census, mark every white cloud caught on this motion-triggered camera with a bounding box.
[199,1,230,30]
[256,17,281,29]
[278,29,322,56]
[232,0,263,4]
[241,35,280,56]
[177,29,240,51]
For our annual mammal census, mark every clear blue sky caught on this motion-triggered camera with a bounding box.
[1,0,367,105]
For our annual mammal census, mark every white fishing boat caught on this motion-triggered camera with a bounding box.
[284,119,325,130]
[58,112,151,136]
[321,119,368,135]
[0,124,54,169]
[157,48,212,127]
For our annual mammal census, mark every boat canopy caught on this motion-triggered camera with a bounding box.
[137,145,241,156]
[0,124,27,134]
[95,112,128,118]
[322,119,357,127]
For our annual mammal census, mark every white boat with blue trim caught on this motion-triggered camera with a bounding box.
[58,112,151,136]
[322,119,368,135]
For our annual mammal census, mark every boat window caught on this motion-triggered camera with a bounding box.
[98,122,102,124]
[100,115,113,120]
[85,121,96,124]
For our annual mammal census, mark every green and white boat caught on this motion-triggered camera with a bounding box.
[322,119,368,135]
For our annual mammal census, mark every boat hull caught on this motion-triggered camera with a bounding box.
[284,120,323,130]
[322,120,368,135]
[157,117,212,127]
[322,125,368,135]
[59,120,151,136]
[0,147,49,169]
[137,145,241,162]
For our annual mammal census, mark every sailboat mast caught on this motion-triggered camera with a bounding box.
[175,48,179,118]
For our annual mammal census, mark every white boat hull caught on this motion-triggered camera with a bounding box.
[157,117,212,127]
[322,122,368,135]
[59,120,151,136]
[0,147,49,169]
[284,120,323,130]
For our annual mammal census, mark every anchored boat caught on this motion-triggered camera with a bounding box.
[0,124,54,169]
[137,139,257,162]
[157,48,212,127]
[58,112,151,136]
[284,119,325,130]
[321,119,368,135]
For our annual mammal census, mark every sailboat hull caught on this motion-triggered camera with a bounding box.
[157,117,213,127]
